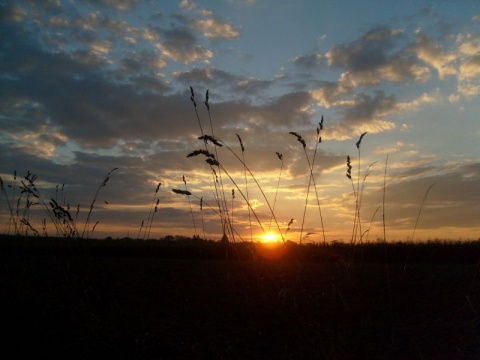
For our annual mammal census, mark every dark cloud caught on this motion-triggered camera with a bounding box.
[0,3,26,22]
[327,27,402,71]
[1,21,195,147]
[342,92,396,124]
[154,26,213,64]
[173,68,275,97]
[205,91,313,136]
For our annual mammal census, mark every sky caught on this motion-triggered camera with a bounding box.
[1,0,479,243]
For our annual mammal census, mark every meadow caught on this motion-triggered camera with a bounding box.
[0,236,479,359]
[1,88,479,358]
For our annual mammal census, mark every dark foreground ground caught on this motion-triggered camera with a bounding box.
[0,237,479,359]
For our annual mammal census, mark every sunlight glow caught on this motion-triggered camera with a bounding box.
[260,232,279,243]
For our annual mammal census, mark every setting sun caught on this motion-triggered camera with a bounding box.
[260,232,279,243]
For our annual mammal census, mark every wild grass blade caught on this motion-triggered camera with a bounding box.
[411,183,436,242]
[81,167,119,239]
[183,175,198,237]
[237,134,253,242]
[268,152,283,232]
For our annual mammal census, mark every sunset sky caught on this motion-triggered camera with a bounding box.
[1,0,479,242]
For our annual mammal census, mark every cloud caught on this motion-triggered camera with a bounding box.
[302,26,432,110]
[192,18,239,39]
[155,27,213,64]
[83,0,140,11]
[179,0,196,11]
[457,81,480,98]
[179,0,240,40]
[326,27,403,71]
[172,67,239,88]
[234,78,274,94]
[198,91,314,136]
[457,33,480,56]
[1,2,479,240]
[1,37,193,147]
[409,31,457,79]
[120,51,168,71]
[459,55,480,79]
[397,91,439,111]
[7,126,68,160]
[0,4,27,22]
[326,92,397,140]
[327,27,431,87]
[375,163,480,230]
[456,36,480,98]
[293,54,326,69]
[309,81,352,108]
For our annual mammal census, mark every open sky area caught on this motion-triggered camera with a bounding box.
[1,0,479,242]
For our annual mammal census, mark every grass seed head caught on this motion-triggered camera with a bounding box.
[289,132,306,148]
[205,89,210,110]
[206,158,220,167]
[346,155,352,179]
[236,134,245,153]
[190,86,196,108]
[356,132,367,149]
[187,149,216,159]
[198,135,222,147]
[172,189,192,196]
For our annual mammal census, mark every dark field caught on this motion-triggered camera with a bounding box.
[1,237,479,359]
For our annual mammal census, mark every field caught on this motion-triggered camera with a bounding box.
[1,236,479,359]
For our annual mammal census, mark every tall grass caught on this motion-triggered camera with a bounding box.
[180,88,287,243]
[178,88,441,250]
[81,167,118,239]
[1,168,118,239]
[1,87,444,249]
[289,119,326,244]
[141,182,162,240]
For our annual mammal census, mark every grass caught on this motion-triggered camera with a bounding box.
[0,236,479,359]
[0,87,440,247]
[1,87,479,358]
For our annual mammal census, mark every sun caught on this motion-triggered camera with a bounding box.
[260,232,279,243]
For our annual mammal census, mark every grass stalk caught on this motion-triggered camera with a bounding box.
[190,87,230,240]
[269,152,284,228]
[183,175,198,237]
[411,183,436,242]
[143,182,161,240]
[237,134,253,242]
[1,176,20,235]
[289,120,326,245]
[199,197,206,239]
[81,167,118,239]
